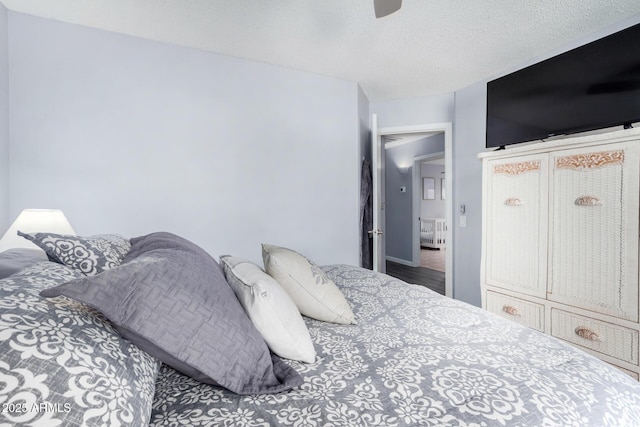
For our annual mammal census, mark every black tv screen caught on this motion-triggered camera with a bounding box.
[486,22,640,149]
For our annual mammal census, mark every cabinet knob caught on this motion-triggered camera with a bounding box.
[504,198,523,206]
[575,196,602,206]
[502,305,520,316]
[575,326,600,342]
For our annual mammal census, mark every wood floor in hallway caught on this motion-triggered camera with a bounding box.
[385,260,445,295]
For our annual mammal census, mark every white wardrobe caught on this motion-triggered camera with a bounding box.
[479,127,640,379]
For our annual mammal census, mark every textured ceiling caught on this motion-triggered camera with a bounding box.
[2,0,640,101]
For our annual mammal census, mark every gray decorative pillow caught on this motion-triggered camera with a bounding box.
[41,232,302,395]
[0,261,160,426]
[18,231,130,276]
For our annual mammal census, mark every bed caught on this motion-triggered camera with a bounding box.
[2,231,640,427]
[420,218,446,249]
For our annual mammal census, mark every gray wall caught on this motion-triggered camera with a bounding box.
[7,12,361,266]
[451,84,485,305]
[371,94,454,128]
[385,134,444,262]
[0,5,8,233]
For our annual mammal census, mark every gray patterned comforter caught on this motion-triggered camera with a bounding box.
[0,262,160,427]
[150,265,640,427]
[3,261,639,426]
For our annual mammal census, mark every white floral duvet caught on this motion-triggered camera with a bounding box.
[150,265,640,427]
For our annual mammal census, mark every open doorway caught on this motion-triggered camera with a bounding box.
[370,118,452,297]
[408,153,447,294]
[415,153,445,272]
[383,136,446,295]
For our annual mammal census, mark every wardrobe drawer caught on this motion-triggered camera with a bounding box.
[551,309,639,365]
[486,291,544,332]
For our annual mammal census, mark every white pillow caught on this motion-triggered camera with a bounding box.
[261,244,355,325]
[219,255,316,364]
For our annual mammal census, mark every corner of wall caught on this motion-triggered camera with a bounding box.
[357,84,371,162]
[357,84,371,268]
[451,82,486,307]
[0,4,9,233]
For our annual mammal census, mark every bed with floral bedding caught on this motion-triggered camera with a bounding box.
[1,231,640,427]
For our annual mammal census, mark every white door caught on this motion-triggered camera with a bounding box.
[484,154,548,299]
[371,114,386,273]
[548,142,640,321]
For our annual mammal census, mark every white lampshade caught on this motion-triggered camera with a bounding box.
[0,209,76,252]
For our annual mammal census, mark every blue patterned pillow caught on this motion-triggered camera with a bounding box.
[0,261,160,426]
[18,232,130,276]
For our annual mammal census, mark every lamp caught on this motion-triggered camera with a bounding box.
[0,209,76,252]
[397,166,411,175]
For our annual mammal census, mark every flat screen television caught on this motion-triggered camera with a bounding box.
[486,22,640,149]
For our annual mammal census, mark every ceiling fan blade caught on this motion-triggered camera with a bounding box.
[374,0,402,18]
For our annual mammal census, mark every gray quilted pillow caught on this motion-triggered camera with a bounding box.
[41,232,302,395]
[18,231,130,276]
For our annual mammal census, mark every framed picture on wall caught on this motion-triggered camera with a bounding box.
[441,178,446,200]
[423,177,435,200]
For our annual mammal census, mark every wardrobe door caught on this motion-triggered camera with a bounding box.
[548,142,640,321]
[485,154,548,298]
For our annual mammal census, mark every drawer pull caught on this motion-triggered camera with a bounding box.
[502,305,520,316]
[504,198,523,206]
[575,195,602,206]
[575,326,600,342]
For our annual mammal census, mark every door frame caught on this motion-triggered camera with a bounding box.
[372,118,453,298]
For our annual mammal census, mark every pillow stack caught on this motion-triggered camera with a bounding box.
[218,244,357,367]
[29,230,356,395]
[38,232,301,395]
[220,256,316,364]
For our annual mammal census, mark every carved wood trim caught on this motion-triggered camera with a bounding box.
[556,150,624,171]
[494,161,540,175]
